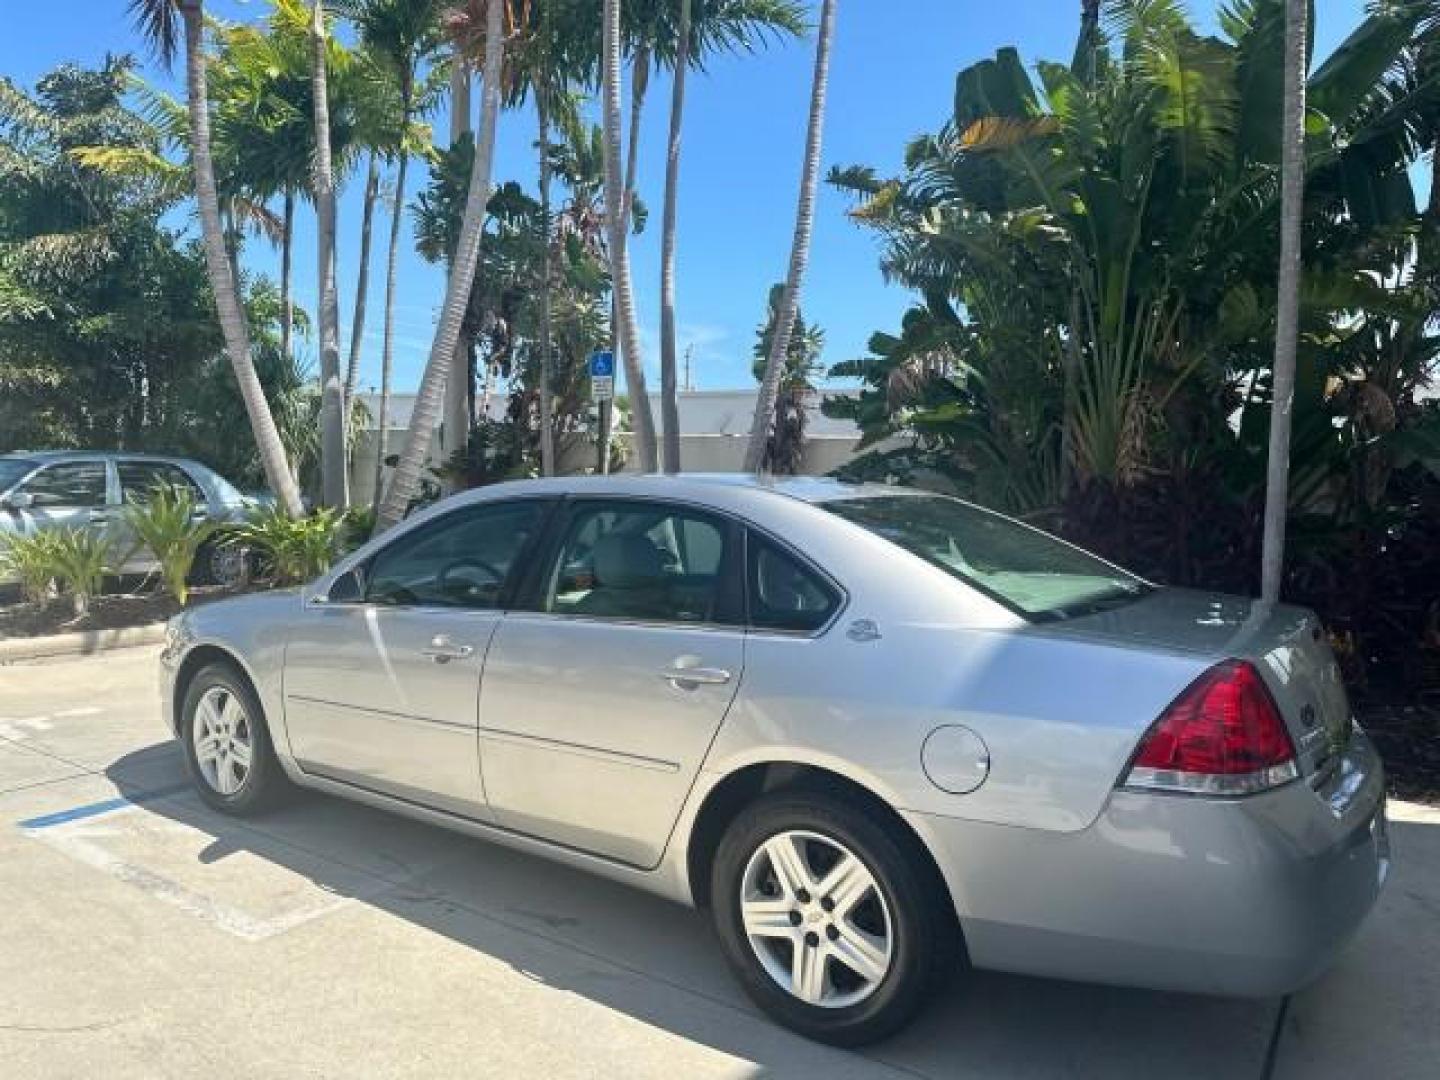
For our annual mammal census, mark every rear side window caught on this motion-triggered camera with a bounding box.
[19,462,107,508]
[118,461,205,504]
[541,500,738,625]
[747,534,839,635]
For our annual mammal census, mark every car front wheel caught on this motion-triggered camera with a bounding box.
[710,791,955,1046]
[180,662,288,815]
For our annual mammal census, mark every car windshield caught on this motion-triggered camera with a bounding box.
[0,459,37,492]
[823,494,1151,622]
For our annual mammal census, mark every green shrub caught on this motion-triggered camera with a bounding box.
[122,484,214,605]
[47,527,112,617]
[0,531,61,605]
[337,505,375,555]
[228,505,342,585]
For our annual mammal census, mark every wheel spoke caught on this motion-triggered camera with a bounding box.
[196,695,220,738]
[214,757,235,795]
[229,739,252,772]
[220,695,244,732]
[791,939,828,1004]
[764,835,814,899]
[194,735,221,765]
[830,922,890,985]
[817,853,871,918]
[742,898,797,940]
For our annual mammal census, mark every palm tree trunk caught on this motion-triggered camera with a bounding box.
[280,190,294,364]
[375,0,503,531]
[537,83,557,477]
[1260,0,1309,602]
[745,0,836,473]
[310,0,348,509]
[658,0,690,474]
[622,45,649,232]
[441,56,474,474]
[603,0,658,472]
[345,152,380,405]
[372,75,415,512]
[372,152,410,512]
[179,0,302,517]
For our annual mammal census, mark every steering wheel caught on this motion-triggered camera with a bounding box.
[436,557,504,602]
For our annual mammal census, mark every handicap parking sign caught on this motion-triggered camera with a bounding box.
[589,351,615,401]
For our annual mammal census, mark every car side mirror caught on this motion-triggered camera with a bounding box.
[0,491,34,510]
[326,566,365,604]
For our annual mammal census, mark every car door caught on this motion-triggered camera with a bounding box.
[283,497,554,819]
[113,459,210,573]
[3,459,112,546]
[478,498,746,867]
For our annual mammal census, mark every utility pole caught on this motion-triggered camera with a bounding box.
[683,345,694,392]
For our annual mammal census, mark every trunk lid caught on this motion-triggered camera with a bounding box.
[1035,587,1353,778]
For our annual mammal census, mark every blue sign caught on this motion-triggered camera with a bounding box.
[589,351,615,379]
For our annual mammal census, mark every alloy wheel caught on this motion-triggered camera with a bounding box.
[739,829,894,1009]
[192,685,253,797]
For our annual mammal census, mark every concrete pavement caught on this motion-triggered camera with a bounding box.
[1,646,1436,1079]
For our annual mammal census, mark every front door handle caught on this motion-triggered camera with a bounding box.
[659,664,732,688]
[422,635,475,663]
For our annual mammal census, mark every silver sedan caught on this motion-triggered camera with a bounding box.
[159,474,1389,1045]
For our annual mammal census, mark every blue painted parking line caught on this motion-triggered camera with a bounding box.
[18,783,192,830]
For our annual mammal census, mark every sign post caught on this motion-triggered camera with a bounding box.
[589,351,615,474]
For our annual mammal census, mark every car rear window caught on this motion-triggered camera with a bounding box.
[823,494,1151,622]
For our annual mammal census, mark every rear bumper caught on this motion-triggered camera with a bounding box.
[908,728,1389,997]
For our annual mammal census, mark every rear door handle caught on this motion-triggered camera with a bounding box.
[422,635,475,663]
[660,665,732,687]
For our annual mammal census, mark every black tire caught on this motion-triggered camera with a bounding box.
[710,791,956,1047]
[179,661,290,815]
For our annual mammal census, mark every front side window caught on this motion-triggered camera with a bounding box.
[824,495,1150,622]
[748,534,839,634]
[365,499,548,609]
[19,462,107,509]
[543,501,735,625]
[118,461,205,505]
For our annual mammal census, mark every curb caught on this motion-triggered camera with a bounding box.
[0,622,167,664]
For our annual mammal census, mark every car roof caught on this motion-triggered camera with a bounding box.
[455,472,923,506]
[0,450,207,468]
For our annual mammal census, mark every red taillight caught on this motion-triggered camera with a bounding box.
[1123,660,1298,795]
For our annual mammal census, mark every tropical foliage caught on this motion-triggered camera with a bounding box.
[121,483,216,604]
[826,0,1440,690]
[751,281,824,474]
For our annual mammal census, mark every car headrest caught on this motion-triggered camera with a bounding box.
[592,533,664,589]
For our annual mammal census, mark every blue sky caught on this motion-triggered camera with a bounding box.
[3,0,1394,394]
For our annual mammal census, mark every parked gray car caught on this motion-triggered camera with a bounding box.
[158,474,1390,1045]
[0,450,253,584]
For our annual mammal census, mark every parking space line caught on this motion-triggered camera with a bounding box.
[15,784,427,943]
[17,784,190,829]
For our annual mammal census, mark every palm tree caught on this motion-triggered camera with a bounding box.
[654,0,805,473]
[310,0,349,508]
[603,0,658,471]
[1259,0,1310,602]
[337,0,445,509]
[745,0,835,472]
[344,150,380,405]
[442,50,474,475]
[375,0,504,530]
[657,0,690,473]
[128,0,304,516]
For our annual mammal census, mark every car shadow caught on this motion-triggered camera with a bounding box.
[104,742,1289,1079]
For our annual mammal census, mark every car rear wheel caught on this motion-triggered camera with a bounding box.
[190,539,247,588]
[180,663,289,815]
[710,791,955,1046]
